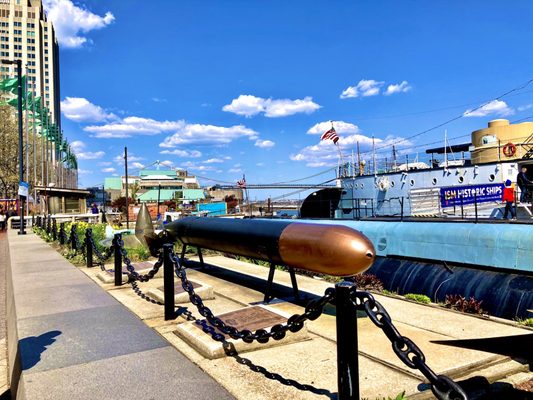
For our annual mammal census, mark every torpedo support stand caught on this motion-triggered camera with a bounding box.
[336,281,360,400]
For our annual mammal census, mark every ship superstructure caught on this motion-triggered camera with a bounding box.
[334,119,533,219]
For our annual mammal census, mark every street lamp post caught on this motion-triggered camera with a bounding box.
[2,59,25,234]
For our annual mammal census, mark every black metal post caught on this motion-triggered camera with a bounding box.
[163,243,175,321]
[70,225,77,251]
[114,233,122,286]
[59,222,65,245]
[460,195,464,219]
[124,147,129,229]
[264,262,276,303]
[86,229,93,268]
[13,59,26,235]
[335,281,360,400]
[52,218,57,241]
[400,197,404,221]
[101,185,107,223]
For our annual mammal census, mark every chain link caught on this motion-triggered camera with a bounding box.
[350,290,467,400]
[118,237,163,282]
[84,230,115,270]
[168,247,334,343]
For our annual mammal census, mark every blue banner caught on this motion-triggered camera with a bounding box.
[440,183,504,208]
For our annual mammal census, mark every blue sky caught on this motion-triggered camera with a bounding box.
[45,0,533,199]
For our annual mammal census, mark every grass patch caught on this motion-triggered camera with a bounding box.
[404,293,431,304]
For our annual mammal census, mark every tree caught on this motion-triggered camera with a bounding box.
[0,105,19,198]
[111,196,134,214]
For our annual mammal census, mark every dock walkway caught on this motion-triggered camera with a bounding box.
[3,229,234,400]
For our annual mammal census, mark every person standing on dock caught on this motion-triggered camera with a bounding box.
[502,179,517,220]
[516,166,532,203]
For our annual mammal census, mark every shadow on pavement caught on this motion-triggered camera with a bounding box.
[19,330,61,370]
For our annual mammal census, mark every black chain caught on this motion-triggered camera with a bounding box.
[118,237,163,282]
[169,247,334,343]
[130,281,164,305]
[85,230,115,270]
[350,290,468,400]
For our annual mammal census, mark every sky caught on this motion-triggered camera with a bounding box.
[43,0,533,199]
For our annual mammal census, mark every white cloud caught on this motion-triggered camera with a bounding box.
[222,95,265,117]
[203,158,224,164]
[86,117,184,138]
[254,139,275,148]
[69,140,105,160]
[101,167,116,173]
[78,168,91,175]
[291,133,411,167]
[518,104,533,112]
[160,149,202,158]
[97,161,112,166]
[61,97,116,123]
[385,81,412,95]
[160,124,258,147]
[43,0,115,48]
[307,121,361,135]
[181,161,217,172]
[151,97,167,103]
[463,100,514,117]
[131,162,145,170]
[228,168,243,173]
[340,80,384,99]
[222,95,321,118]
[159,160,174,167]
[113,154,144,164]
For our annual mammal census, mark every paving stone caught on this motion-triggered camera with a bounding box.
[18,347,235,400]
[13,283,118,319]
[17,304,169,373]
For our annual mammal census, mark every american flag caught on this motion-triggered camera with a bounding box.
[237,176,246,188]
[321,126,339,144]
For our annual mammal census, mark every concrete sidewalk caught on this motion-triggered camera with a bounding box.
[82,254,532,399]
[5,230,234,400]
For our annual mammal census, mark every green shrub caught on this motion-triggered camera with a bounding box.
[515,318,533,327]
[404,293,431,304]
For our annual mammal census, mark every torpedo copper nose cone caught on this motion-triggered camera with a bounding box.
[279,223,375,276]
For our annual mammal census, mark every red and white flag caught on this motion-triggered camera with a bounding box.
[321,127,339,144]
[237,175,246,188]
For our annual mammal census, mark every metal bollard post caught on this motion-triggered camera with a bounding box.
[59,223,65,245]
[335,281,360,400]
[113,233,123,286]
[70,226,77,251]
[86,229,93,268]
[163,243,175,320]
[52,219,57,241]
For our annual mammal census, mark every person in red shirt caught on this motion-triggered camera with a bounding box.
[502,179,516,220]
